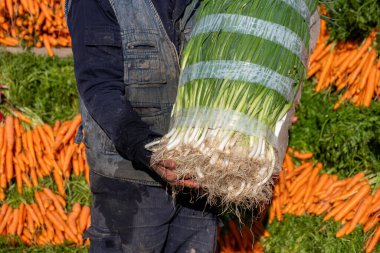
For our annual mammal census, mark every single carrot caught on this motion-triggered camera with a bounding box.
[5,115,14,149]
[0,206,13,233]
[365,225,380,253]
[8,208,19,235]
[316,51,334,92]
[31,203,44,225]
[289,167,313,196]
[346,197,372,235]
[312,173,329,196]
[287,162,313,179]
[26,130,37,165]
[372,189,380,204]
[35,191,46,215]
[30,167,38,187]
[346,172,366,190]
[25,204,40,226]
[42,124,55,143]
[6,148,14,182]
[314,43,334,62]
[17,203,25,236]
[358,51,376,91]
[15,162,22,194]
[14,111,33,125]
[46,211,65,231]
[363,64,377,107]
[56,194,66,208]
[39,3,53,21]
[53,120,61,136]
[334,185,371,222]
[293,151,313,160]
[42,34,54,57]
[43,188,67,220]
[364,215,380,233]
[62,115,82,145]
[36,125,52,153]
[53,122,70,151]
[68,203,81,235]
[336,223,350,238]
[78,206,91,234]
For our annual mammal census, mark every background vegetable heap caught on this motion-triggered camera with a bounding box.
[0,0,71,56]
[0,0,380,252]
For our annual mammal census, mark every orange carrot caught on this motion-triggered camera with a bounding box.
[336,223,350,238]
[312,173,329,196]
[31,203,44,225]
[14,111,33,125]
[358,50,376,91]
[365,225,380,253]
[316,51,334,92]
[293,151,313,160]
[6,147,14,182]
[62,115,82,145]
[8,208,19,235]
[42,34,54,57]
[17,203,25,236]
[346,197,372,235]
[348,33,375,69]
[53,120,61,136]
[36,125,52,153]
[42,124,55,143]
[43,188,67,220]
[334,185,371,221]
[15,162,22,194]
[46,211,65,231]
[0,206,13,233]
[68,203,81,235]
[78,206,91,234]
[346,172,366,190]
[5,115,14,149]
[25,204,40,226]
[363,63,377,107]
[35,191,46,215]
[53,122,70,151]
[364,215,380,233]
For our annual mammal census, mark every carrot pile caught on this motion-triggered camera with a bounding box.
[2,112,380,252]
[307,19,380,108]
[0,192,90,246]
[0,0,71,56]
[270,149,380,253]
[0,112,91,246]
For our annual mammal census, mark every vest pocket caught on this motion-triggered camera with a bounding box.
[123,30,167,85]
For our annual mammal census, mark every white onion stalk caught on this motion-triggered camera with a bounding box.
[148,0,314,211]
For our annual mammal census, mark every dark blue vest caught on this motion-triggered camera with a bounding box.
[65,0,198,185]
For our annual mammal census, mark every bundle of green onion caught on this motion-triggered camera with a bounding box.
[150,0,319,208]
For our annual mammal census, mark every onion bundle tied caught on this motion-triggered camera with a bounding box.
[150,0,319,209]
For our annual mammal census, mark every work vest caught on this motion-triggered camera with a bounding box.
[65,0,199,185]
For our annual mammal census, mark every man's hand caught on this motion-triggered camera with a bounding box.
[151,159,199,188]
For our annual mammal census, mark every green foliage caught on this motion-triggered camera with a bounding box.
[0,236,88,253]
[289,81,380,178]
[65,175,91,210]
[322,0,380,42]
[263,215,366,253]
[0,50,79,124]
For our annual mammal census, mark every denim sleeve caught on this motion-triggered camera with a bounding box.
[67,0,159,169]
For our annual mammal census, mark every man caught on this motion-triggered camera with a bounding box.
[65,0,218,252]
